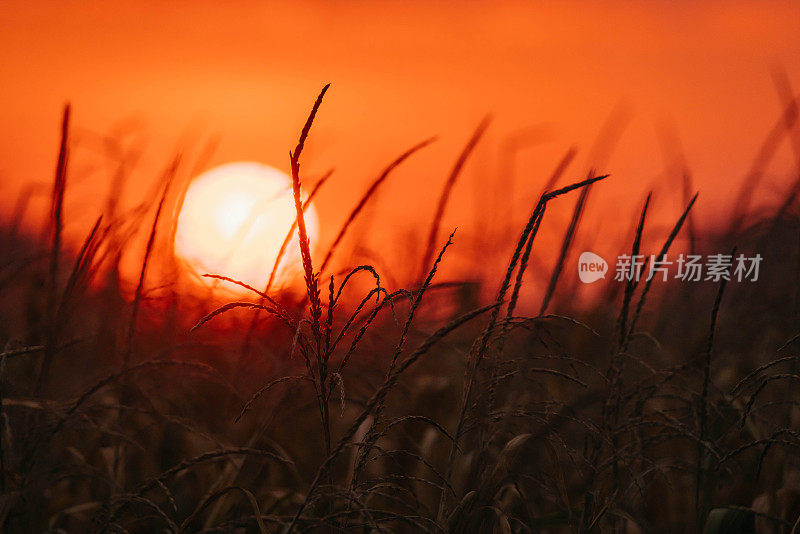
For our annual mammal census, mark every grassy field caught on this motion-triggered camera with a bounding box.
[2,86,800,533]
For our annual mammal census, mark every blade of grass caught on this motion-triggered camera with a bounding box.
[696,247,734,530]
[625,193,698,347]
[539,170,594,315]
[319,137,436,274]
[419,116,490,281]
[438,173,609,522]
[35,104,70,395]
[124,156,180,367]
[285,302,498,534]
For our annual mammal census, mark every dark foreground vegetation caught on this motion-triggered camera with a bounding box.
[2,86,800,533]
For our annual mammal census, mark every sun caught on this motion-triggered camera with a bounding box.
[174,162,318,293]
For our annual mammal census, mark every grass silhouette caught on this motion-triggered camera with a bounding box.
[1,85,800,533]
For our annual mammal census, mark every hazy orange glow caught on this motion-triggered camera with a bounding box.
[174,162,317,292]
[1,2,799,300]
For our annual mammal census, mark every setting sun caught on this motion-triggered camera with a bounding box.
[5,2,800,531]
[174,162,318,292]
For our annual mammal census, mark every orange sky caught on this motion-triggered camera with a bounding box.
[1,1,799,291]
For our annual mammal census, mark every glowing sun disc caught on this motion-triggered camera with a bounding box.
[174,162,318,292]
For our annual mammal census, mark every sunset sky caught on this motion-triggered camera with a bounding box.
[2,1,799,288]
